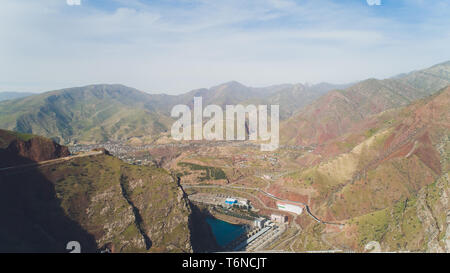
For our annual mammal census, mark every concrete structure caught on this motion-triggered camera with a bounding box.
[270,214,288,224]
[246,225,284,251]
[254,217,266,229]
[276,202,303,215]
[233,226,272,251]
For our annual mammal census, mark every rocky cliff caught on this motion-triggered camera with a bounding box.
[0,129,69,168]
[0,129,215,253]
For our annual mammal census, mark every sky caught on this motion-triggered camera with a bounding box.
[1,0,449,94]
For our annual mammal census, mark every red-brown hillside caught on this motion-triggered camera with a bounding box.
[0,129,69,168]
[281,61,450,146]
[315,86,450,221]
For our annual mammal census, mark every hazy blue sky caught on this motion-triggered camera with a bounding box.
[1,0,449,94]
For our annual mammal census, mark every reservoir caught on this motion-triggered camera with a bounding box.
[206,217,247,247]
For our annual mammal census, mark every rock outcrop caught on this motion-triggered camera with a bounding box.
[0,129,214,253]
[0,129,69,168]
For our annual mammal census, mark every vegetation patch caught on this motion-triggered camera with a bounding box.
[178,162,227,181]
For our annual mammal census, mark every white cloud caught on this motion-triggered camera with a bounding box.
[367,0,381,6]
[0,0,449,93]
[66,0,81,6]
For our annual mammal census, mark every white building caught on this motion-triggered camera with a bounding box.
[276,202,303,215]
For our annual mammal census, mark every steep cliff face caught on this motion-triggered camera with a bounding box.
[6,137,69,162]
[0,129,69,168]
[0,153,198,253]
[0,130,214,253]
[39,155,194,253]
[188,205,222,253]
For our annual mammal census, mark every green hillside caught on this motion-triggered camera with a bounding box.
[0,84,172,144]
[0,81,341,144]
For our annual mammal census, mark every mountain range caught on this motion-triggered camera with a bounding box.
[0,61,449,146]
[0,80,348,144]
[1,60,449,252]
[0,92,34,102]
[280,61,450,146]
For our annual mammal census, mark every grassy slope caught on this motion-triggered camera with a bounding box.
[0,84,173,144]
[344,172,449,252]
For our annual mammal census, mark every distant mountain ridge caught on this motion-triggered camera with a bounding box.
[0,92,34,102]
[0,81,343,144]
[0,60,449,145]
[0,84,174,144]
[280,60,450,145]
[169,80,347,119]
